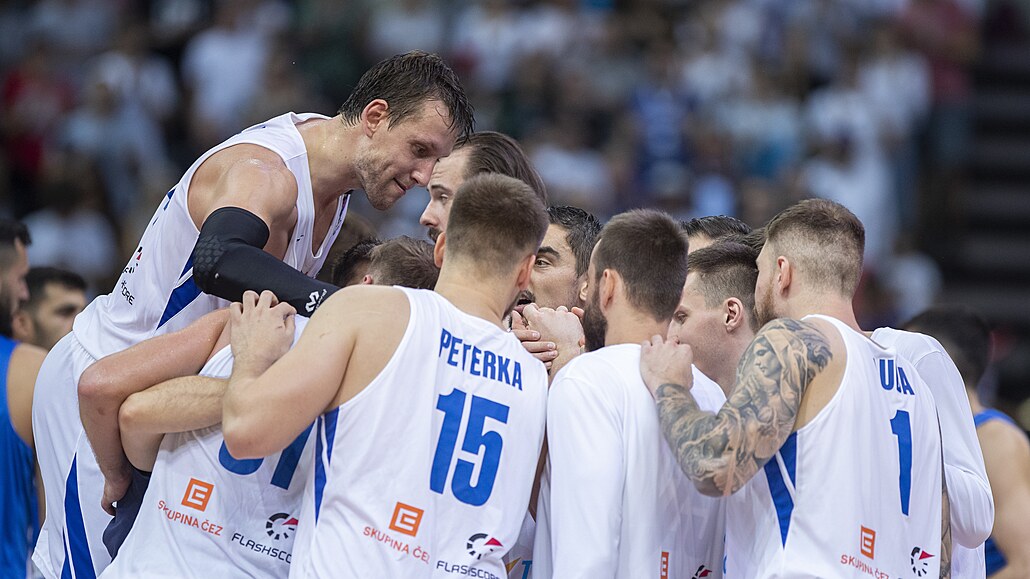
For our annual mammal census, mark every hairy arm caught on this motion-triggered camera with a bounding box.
[119,375,229,472]
[654,319,832,496]
[78,309,227,511]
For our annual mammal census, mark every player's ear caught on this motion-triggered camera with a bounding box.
[361,99,389,137]
[361,274,374,285]
[599,268,618,312]
[777,255,792,295]
[433,231,446,268]
[515,253,535,291]
[725,297,745,331]
[576,274,588,305]
[10,311,32,343]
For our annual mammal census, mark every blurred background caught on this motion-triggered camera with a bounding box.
[2,0,1030,423]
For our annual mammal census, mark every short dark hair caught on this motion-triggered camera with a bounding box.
[338,51,474,139]
[330,238,381,287]
[593,209,687,321]
[0,220,30,270]
[764,199,865,297]
[23,267,87,311]
[446,173,548,277]
[681,215,752,243]
[547,205,602,278]
[903,306,992,389]
[741,227,766,253]
[367,237,439,290]
[458,131,547,203]
[688,242,760,331]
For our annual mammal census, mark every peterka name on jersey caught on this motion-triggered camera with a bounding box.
[439,328,524,390]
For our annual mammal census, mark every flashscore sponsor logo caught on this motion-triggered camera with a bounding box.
[435,560,501,579]
[467,533,504,560]
[910,546,934,577]
[692,564,712,579]
[266,512,298,541]
[231,532,292,563]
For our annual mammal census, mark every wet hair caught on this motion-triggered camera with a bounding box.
[681,215,752,244]
[457,131,547,203]
[338,51,474,138]
[330,238,381,287]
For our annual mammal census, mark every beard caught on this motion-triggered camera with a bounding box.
[755,281,777,327]
[355,154,399,210]
[427,227,442,242]
[581,288,607,352]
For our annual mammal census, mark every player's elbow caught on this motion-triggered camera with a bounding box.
[78,363,118,408]
[221,416,269,460]
[118,394,150,437]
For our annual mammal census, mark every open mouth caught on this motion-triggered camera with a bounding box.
[514,293,534,314]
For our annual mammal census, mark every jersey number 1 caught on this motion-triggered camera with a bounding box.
[889,410,913,515]
[430,388,509,507]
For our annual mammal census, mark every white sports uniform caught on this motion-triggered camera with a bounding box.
[32,112,347,579]
[872,327,992,578]
[289,288,548,578]
[101,318,312,579]
[532,345,727,579]
[724,315,944,578]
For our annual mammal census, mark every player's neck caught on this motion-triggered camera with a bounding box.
[786,294,861,332]
[716,332,753,396]
[300,115,361,203]
[434,275,510,330]
[603,308,668,348]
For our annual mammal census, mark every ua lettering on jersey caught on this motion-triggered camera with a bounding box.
[288,288,548,578]
[724,315,943,578]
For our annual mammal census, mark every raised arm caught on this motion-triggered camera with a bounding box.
[78,309,228,513]
[188,146,338,315]
[640,319,832,496]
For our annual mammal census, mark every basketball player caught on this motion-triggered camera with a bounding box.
[0,221,48,577]
[667,242,759,396]
[532,210,727,579]
[641,199,949,577]
[905,307,1030,578]
[420,131,547,242]
[12,267,87,351]
[36,51,473,579]
[343,236,439,289]
[78,232,441,575]
[222,174,549,577]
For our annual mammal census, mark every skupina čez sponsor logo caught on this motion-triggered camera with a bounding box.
[361,501,431,564]
[156,478,222,537]
[435,533,505,579]
[839,525,889,578]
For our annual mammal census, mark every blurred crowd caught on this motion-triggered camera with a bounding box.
[0,0,1023,326]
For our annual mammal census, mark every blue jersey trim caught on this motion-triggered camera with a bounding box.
[313,410,340,523]
[157,257,201,329]
[974,409,1017,429]
[764,432,798,546]
[64,457,96,579]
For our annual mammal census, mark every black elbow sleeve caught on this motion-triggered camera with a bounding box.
[191,206,338,315]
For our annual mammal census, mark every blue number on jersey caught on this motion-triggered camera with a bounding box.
[218,425,313,490]
[430,388,510,507]
[889,410,913,515]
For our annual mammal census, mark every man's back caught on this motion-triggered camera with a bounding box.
[725,315,943,578]
[290,288,548,578]
[535,344,726,579]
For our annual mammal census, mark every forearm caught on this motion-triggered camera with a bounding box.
[655,382,745,496]
[944,463,994,547]
[79,392,132,481]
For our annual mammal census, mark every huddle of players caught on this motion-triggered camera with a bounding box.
[20,50,1029,579]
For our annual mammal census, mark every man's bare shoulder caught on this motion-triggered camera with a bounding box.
[10,342,46,372]
[315,285,411,327]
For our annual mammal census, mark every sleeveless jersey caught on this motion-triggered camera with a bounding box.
[872,327,990,579]
[74,111,347,359]
[724,315,943,578]
[34,112,346,579]
[289,288,549,578]
[102,318,312,578]
[532,346,727,579]
[974,409,1018,576]
[0,336,37,579]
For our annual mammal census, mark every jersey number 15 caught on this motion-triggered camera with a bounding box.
[430,388,509,507]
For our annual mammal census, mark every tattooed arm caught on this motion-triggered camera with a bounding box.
[640,318,832,497]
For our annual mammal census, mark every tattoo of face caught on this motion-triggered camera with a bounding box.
[655,318,832,496]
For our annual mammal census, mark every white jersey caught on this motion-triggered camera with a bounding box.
[102,318,312,579]
[33,112,347,579]
[724,315,944,578]
[872,327,991,578]
[532,345,727,579]
[289,288,548,578]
